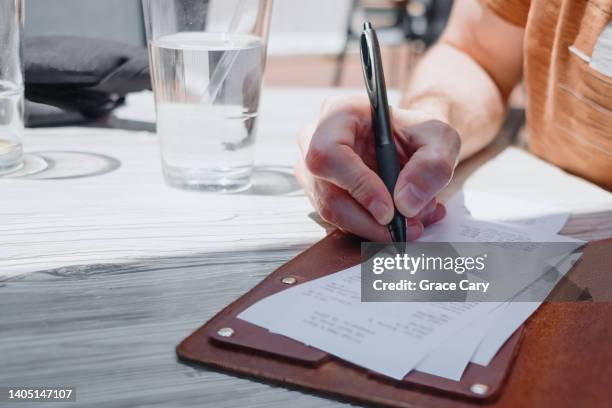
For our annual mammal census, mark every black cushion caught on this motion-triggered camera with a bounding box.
[24,36,151,121]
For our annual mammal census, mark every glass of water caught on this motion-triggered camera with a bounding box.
[143,0,273,192]
[0,0,24,175]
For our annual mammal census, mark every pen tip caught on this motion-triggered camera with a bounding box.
[363,21,373,31]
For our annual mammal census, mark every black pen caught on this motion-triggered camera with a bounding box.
[360,21,406,243]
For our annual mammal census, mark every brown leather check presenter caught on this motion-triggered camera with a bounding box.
[177,232,612,408]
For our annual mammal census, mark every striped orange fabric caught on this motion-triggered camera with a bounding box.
[485,0,612,190]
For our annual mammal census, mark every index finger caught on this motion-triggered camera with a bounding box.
[305,105,395,225]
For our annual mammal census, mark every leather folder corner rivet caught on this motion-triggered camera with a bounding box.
[217,327,235,338]
[281,276,297,285]
[470,383,490,396]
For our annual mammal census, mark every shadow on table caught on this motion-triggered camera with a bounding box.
[6,151,304,196]
[245,165,302,196]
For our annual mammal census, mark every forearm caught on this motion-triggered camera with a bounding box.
[401,42,507,160]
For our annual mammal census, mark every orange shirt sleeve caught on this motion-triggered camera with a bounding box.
[481,0,531,27]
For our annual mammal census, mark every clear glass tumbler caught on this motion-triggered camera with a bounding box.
[143,0,273,192]
[0,0,24,175]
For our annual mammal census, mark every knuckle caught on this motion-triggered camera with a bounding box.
[342,99,366,116]
[305,146,332,176]
[347,171,375,205]
[321,96,344,112]
[318,200,339,225]
[322,96,366,117]
[315,186,339,224]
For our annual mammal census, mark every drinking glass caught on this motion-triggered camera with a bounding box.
[0,0,24,175]
[143,0,273,192]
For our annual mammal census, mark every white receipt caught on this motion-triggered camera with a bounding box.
[241,266,498,380]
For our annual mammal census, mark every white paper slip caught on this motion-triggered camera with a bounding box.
[445,191,570,234]
[470,302,539,366]
[265,270,498,380]
[238,265,361,328]
[418,212,583,245]
[471,251,583,366]
[415,302,504,380]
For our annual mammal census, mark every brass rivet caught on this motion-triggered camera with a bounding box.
[470,383,489,396]
[281,276,297,285]
[217,327,235,337]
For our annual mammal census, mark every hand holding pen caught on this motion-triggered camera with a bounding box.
[294,24,460,242]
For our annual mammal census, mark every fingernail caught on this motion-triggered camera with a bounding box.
[405,219,424,240]
[396,183,427,217]
[368,200,393,224]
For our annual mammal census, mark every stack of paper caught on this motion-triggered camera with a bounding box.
[239,192,584,381]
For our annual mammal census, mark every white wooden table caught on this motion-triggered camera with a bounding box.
[2,89,611,408]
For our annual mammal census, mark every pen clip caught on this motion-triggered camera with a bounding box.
[360,22,379,108]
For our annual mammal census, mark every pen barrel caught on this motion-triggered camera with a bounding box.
[376,143,406,243]
[375,143,401,195]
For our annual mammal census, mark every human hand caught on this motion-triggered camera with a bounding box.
[295,96,461,241]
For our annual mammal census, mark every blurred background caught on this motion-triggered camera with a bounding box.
[24,0,453,89]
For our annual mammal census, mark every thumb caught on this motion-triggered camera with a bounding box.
[394,147,456,218]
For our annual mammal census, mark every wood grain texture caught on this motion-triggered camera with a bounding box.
[0,247,343,408]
